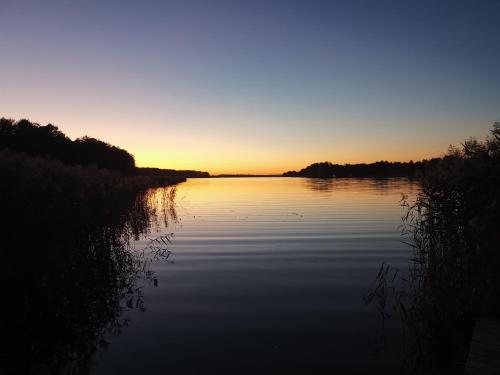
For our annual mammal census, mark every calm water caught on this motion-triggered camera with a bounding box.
[92,177,419,374]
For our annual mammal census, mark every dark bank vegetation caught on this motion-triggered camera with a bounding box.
[0,117,189,214]
[283,160,439,178]
[136,167,209,178]
[367,122,500,374]
[0,149,179,373]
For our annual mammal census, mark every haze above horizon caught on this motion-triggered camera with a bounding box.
[1,0,499,174]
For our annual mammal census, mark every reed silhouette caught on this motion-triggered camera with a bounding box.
[0,158,178,374]
[366,122,500,373]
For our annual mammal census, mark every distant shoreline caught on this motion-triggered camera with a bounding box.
[282,160,438,179]
[210,174,281,178]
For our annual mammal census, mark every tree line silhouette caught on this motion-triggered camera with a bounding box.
[0,118,210,178]
[283,160,440,178]
[0,118,136,175]
[136,167,209,178]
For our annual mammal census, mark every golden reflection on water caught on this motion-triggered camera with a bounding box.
[141,177,421,251]
[166,177,420,228]
[171,177,418,200]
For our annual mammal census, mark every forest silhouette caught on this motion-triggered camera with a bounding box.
[0,118,135,174]
[0,118,209,178]
[283,160,440,178]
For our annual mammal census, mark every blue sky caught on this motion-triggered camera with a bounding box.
[1,0,499,173]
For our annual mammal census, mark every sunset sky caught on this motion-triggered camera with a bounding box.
[1,0,499,174]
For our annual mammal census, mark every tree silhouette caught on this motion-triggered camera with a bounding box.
[0,118,135,175]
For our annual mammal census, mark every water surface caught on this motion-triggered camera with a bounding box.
[92,177,418,374]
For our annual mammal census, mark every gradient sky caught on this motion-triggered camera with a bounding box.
[1,0,499,174]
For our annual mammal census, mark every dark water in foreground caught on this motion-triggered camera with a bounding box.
[90,177,418,374]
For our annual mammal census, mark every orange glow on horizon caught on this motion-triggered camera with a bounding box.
[118,119,474,175]
[133,146,447,175]
[2,110,486,176]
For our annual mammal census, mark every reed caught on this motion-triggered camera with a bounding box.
[367,123,500,373]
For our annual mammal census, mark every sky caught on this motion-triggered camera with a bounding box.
[0,0,499,174]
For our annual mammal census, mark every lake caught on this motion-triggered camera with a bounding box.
[91,177,419,374]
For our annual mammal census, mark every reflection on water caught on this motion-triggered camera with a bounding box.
[305,178,335,192]
[304,177,416,194]
[2,187,177,374]
[2,178,419,374]
[91,177,419,374]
